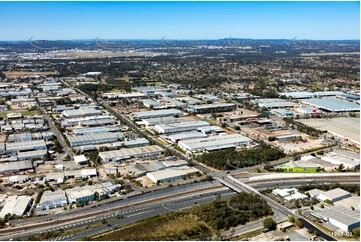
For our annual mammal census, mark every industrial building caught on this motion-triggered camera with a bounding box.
[272,188,307,201]
[168,131,207,143]
[162,97,188,108]
[72,125,121,135]
[271,109,294,118]
[178,134,254,153]
[67,132,123,147]
[36,190,67,210]
[101,92,147,100]
[112,138,150,148]
[320,149,360,169]
[302,98,360,112]
[17,149,47,161]
[146,167,199,183]
[317,188,352,202]
[140,116,180,126]
[311,206,359,231]
[65,187,95,204]
[197,126,226,135]
[279,91,315,99]
[153,121,209,134]
[99,145,164,162]
[74,155,89,165]
[5,140,47,153]
[130,108,183,120]
[62,108,101,118]
[142,99,162,108]
[61,115,114,127]
[0,195,33,218]
[253,98,297,109]
[188,103,236,113]
[0,160,33,174]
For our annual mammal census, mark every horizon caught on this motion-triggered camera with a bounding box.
[0,1,359,41]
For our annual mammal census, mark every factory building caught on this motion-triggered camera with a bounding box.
[101,92,147,100]
[0,160,33,174]
[0,195,33,218]
[317,188,352,202]
[311,206,359,231]
[61,115,114,127]
[5,140,47,153]
[99,145,164,162]
[279,91,315,99]
[65,187,95,204]
[147,167,199,183]
[142,99,162,108]
[168,131,207,143]
[253,98,297,109]
[72,125,121,135]
[197,126,227,136]
[67,132,123,147]
[112,138,150,148]
[302,98,360,112]
[17,149,47,161]
[320,149,360,169]
[36,190,67,210]
[178,134,254,154]
[62,108,101,118]
[130,109,182,120]
[153,121,209,134]
[188,103,236,113]
[271,109,294,118]
[140,117,181,126]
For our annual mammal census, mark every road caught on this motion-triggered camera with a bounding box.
[40,106,73,158]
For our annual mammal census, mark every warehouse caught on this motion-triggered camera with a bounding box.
[36,190,67,210]
[253,98,297,109]
[302,98,360,112]
[91,182,122,199]
[147,166,199,183]
[5,140,47,153]
[112,138,150,148]
[178,134,254,153]
[0,195,33,218]
[130,109,182,120]
[142,99,162,108]
[72,125,121,135]
[67,132,123,147]
[317,188,352,202]
[74,155,89,165]
[168,131,207,143]
[311,206,359,231]
[320,149,360,169]
[17,149,47,161]
[99,145,164,162]
[140,116,180,126]
[188,103,236,113]
[65,187,95,204]
[279,91,315,99]
[162,97,188,108]
[271,109,294,118]
[62,108,101,118]
[0,160,33,174]
[197,126,226,135]
[101,92,147,100]
[153,121,209,134]
[61,115,114,127]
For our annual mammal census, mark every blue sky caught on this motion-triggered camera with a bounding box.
[0,1,359,40]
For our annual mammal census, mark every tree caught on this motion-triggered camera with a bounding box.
[295,219,303,228]
[337,163,345,172]
[352,228,360,239]
[288,216,295,223]
[263,218,277,231]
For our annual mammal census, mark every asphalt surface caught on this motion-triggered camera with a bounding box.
[40,106,73,158]
[3,188,234,241]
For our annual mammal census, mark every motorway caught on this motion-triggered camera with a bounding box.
[1,175,358,241]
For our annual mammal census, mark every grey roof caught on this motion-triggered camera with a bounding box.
[67,132,123,145]
[130,109,182,119]
[302,98,360,112]
[311,206,359,226]
[322,188,351,200]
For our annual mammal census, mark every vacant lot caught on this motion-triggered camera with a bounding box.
[93,213,212,241]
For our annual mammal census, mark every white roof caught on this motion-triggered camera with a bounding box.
[0,195,32,218]
[74,155,88,164]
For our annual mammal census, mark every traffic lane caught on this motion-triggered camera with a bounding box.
[54,190,237,241]
[10,180,220,226]
[298,218,336,241]
[6,189,235,241]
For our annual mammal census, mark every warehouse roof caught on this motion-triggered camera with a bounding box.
[6,140,47,151]
[62,108,101,117]
[168,131,207,141]
[302,98,360,112]
[311,206,359,227]
[67,132,123,144]
[178,134,253,151]
[130,108,182,119]
[147,167,199,182]
[0,160,33,173]
[280,91,315,99]
[0,195,32,218]
[189,103,236,109]
[99,145,164,160]
[154,121,209,131]
[39,190,66,204]
[321,188,351,200]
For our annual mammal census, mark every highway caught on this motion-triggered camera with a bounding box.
[1,175,358,241]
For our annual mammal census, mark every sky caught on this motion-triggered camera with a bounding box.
[0,1,359,41]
